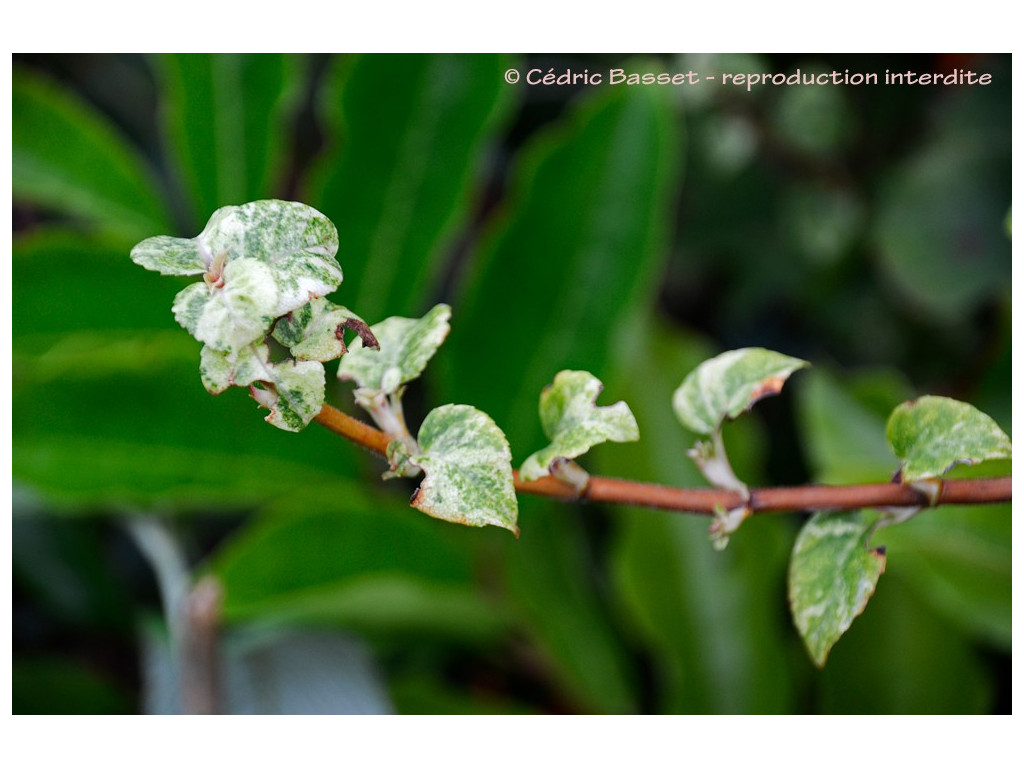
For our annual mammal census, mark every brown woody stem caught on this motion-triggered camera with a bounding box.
[314,404,1012,515]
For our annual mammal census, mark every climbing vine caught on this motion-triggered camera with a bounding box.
[131,198,1012,666]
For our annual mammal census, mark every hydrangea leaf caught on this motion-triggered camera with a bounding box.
[272,298,377,362]
[405,404,518,534]
[199,342,325,432]
[520,370,639,482]
[171,258,278,354]
[672,348,809,435]
[887,396,1012,481]
[133,200,342,316]
[789,511,886,668]
[337,304,451,395]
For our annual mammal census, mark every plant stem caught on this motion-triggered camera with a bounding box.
[314,403,1012,515]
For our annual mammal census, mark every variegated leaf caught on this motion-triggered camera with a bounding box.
[337,304,451,395]
[172,258,278,354]
[520,370,639,482]
[789,511,886,668]
[272,297,377,362]
[406,404,518,534]
[673,348,809,435]
[199,342,325,432]
[134,200,342,316]
[887,396,1012,481]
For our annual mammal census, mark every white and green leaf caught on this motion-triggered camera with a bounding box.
[272,298,377,362]
[130,234,208,275]
[404,404,518,535]
[337,304,451,395]
[134,200,342,316]
[520,370,639,482]
[172,258,278,354]
[788,511,886,668]
[673,348,809,435]
[887,396,1012,481]
[199,342,325,432]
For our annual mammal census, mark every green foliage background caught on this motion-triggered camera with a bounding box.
[12,53,1011,714]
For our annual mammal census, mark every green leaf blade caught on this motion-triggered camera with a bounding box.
[886,395,1012,481]
[309,53,515,318]
[672,347,809,435]
[408,405,518,534]
[444,80,681,456]
[789,511,886,668]
[337,304,451,394]
[153,53,303,221]
[521,370,639,481]
[13,69,171,240]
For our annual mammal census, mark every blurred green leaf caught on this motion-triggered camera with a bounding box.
[14,434,360,513]
[602,322,795,713]
[874,493,1011,650]
[770,64,854,156]
[789,511,886,668]
[505,504,638,714]
[213,498,506,641]
[796,368,911,484]
[310,53,514,318]
[153,53,304,222]
[13,68,171,240]
[444,79,681,714]
[886,396,1011,481]
[816,574,993,713]
[874,129,1009,318]
[446,77,681,456]
[13,656,134,714]
[14,229,182,337]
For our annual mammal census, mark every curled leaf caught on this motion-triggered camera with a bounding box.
[404,404,518,534]
[338,304,451,395]
[789,511,886,667]
[886,396,1012,481]
[672,348,809,435]
[273,298,376,362]
[520,370,639,482]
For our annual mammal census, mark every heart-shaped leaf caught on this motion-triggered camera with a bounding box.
[789,511,886,668]
[338,304,450,395]
[673,348,809,435]
[404,404,518,534]
[886,396,1012,481]
[272,298,376,363]
[520,370,639,482]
